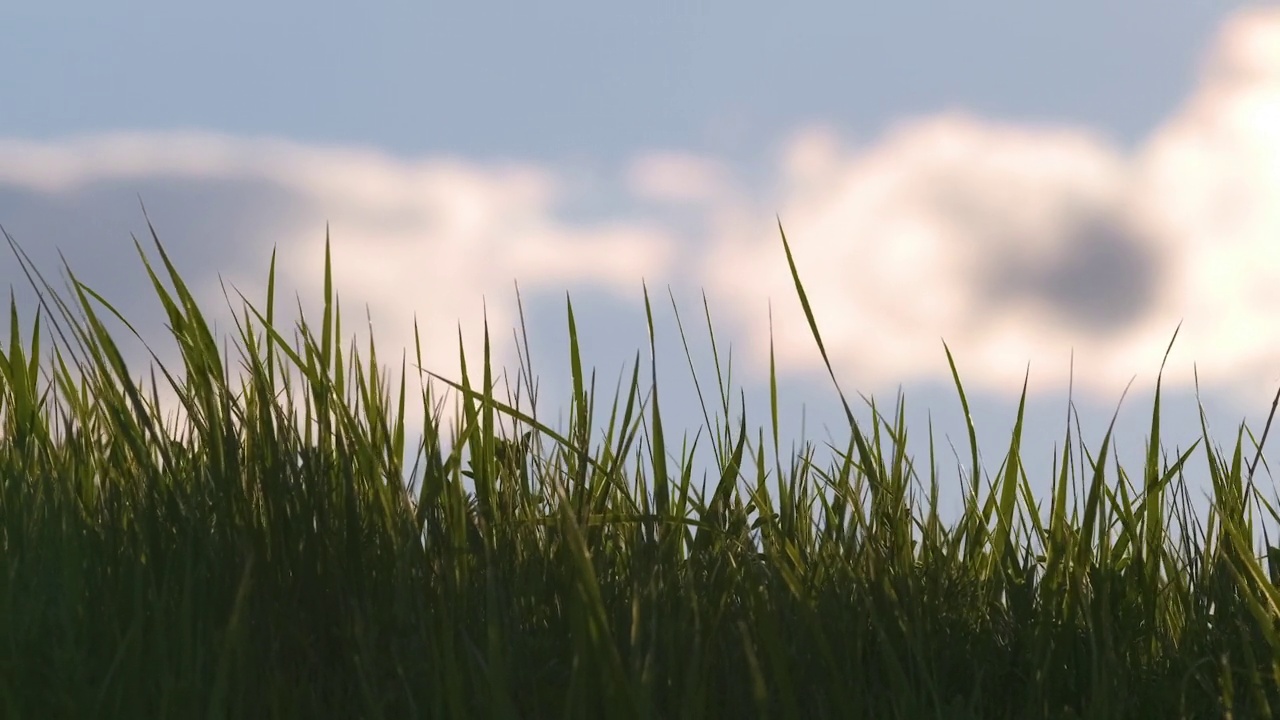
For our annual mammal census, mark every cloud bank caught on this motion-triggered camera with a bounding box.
[698,6,1280,409]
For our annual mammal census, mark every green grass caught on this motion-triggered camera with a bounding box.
[2,214,1280,719]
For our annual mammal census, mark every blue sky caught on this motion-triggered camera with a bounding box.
[3,2,1279,544]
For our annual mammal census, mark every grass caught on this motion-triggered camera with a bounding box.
[2,214,1280,719]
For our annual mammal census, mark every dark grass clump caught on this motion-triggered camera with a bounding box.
[2,217,1280,719]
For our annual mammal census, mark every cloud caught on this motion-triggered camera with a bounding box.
[0,133,678,451]
[698,6,1280,410]
[625,152,736,205]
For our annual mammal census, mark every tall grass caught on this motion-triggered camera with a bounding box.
[2,216,1280,719]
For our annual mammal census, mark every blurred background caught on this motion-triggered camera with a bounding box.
[2,1,1278,541]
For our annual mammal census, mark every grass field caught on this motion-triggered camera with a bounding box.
[2,217,1280,719]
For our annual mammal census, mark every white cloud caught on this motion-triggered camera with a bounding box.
[0,132,678,451]
[698,7,1280,410]
[625,152,736,205]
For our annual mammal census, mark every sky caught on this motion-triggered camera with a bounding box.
[2,1,1280,549]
